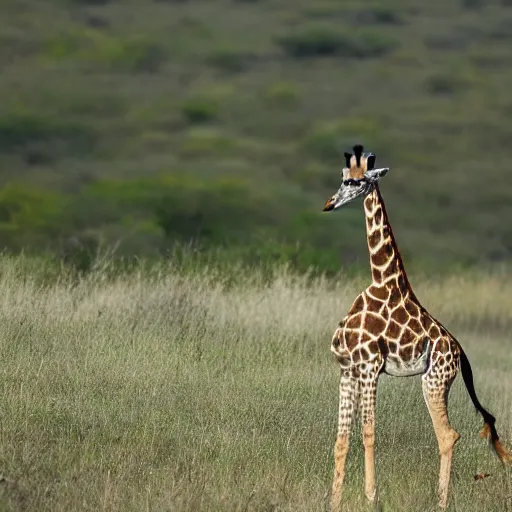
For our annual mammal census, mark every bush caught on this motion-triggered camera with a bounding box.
[276,27,347,58]
[424,73,468,95]
[181,98,220,124]
[0,184,67,250]
[356,6,404,25]
[276,26,397,59]
[0,110,96,157]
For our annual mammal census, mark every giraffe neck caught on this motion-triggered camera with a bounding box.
[363,185,410,292]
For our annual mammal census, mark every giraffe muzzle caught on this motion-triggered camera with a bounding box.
[323,197,336,211]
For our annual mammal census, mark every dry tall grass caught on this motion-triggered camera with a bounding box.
[0,256,510,511]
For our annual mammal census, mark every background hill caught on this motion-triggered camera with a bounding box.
[2,0,512,273]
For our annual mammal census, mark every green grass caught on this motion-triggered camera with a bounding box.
[0,256,510,511]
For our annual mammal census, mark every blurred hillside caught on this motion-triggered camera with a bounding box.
[1,0,512,273]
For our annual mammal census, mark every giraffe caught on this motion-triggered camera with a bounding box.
[322,145,511,510]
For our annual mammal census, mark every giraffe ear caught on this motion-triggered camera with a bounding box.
[366,154,376,171]
[365,167,389,182]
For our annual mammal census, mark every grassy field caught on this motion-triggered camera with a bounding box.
[0,256,510,511]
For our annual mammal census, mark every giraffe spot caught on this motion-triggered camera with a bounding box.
[407,318,422,333]
[345,315,362,329]
[386,320,402,339]
[349,295,364,314]
[369,231,382,249]
[400,345,414,360]
[372,269,383,282]
[400,327,417,344]
[437,337,449,353]
[366,312,386,331]
[345,331,359,351]
[381,265,397,281]
[429,324,441,339]
[374,207,383,225]
[372,246,390,267]
[389,287,401,307]
[391,307,408,324]
[422,314,434,331]
[388,341,398,353]
[367,340,379,355]
[368,286,388,301]
[359,347,370,359]
[366,298,381,313]
[405,301,420,318]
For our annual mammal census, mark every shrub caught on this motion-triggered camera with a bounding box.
[276,26,397,59]
[356,6,404,25]
[276,27,346,58]
[181,98,219,124]
[0,184,67,250]
[0,110,96,155]
[424,73,468,95]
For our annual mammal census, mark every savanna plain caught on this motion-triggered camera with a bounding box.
[0,257,510,512]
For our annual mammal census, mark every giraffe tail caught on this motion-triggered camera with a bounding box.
[459,348,512,463]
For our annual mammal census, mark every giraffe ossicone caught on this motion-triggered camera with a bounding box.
[323,145,512,511]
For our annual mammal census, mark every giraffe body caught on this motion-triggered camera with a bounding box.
[323,146,511,511]
[332,189,460,382]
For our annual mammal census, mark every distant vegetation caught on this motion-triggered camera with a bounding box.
[1,0,512,273]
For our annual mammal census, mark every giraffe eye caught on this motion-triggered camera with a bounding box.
[344,178,366,187]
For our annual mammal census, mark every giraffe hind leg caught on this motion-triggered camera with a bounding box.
[422,370,460,509]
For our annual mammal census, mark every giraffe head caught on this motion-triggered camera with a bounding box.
[322,145,389,211]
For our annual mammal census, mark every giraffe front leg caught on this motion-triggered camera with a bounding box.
[422,372,460,509]
[331,372,357,512]
[361,379,378,503]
